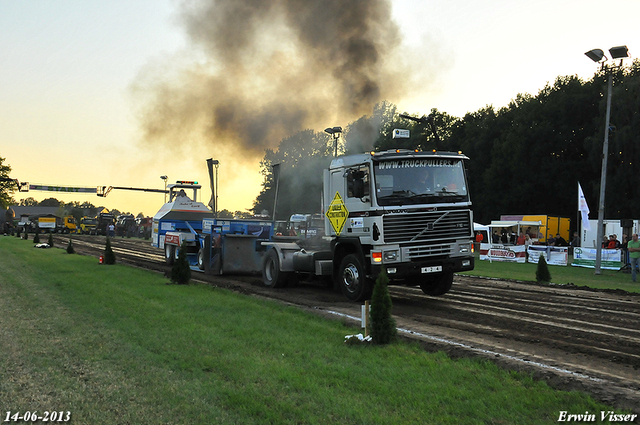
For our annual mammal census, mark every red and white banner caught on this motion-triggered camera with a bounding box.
[479,244,568,265]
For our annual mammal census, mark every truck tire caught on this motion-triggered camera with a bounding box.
[262,249,290,288]
[419,272,453,296]
[165,244,176,266]
[197,248,205,270]
[338,254,372,302]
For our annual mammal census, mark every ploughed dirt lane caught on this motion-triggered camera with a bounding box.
[54,234,640,413]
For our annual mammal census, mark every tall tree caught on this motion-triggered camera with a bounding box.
[0,157,16,209]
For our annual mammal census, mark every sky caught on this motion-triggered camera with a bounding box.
[1,0,639,217]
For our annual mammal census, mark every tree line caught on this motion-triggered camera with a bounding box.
[251,61,640,230]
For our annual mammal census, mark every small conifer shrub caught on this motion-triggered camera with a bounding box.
[48,232,54,247]
[536,254,552,283]
[369,268,397,345]
[33,233,40,244]
[66,239,75,254]
[104,237,116,265]
[170,241,191,285]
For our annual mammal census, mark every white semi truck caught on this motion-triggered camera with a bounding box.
[261,147,475,301]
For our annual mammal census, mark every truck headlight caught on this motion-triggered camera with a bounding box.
[383,250,399,262]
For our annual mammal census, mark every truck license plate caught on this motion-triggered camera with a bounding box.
[421,266,442,273]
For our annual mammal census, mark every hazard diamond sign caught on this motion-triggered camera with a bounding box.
[326,192,349,235]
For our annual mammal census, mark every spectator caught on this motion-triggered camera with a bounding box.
[570,231,580,247]
[613,234,621,249]
[627,233,640,282]
[516,232,525,245]
[546,234,555,246]
[607,235,617,249]
[524,234,533,262]
[554,233,568,246]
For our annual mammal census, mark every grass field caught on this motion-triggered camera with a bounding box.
[463,253,640,294]
[0,237,623,424]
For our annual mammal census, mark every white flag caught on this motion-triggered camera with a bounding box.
[578,183,591,231]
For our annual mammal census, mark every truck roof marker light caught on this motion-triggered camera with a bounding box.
[395,149,401,153]
[372,252,382,263]
[414,149,419,153]
[432,149,437,153]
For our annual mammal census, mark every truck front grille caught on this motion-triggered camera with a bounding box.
[383,209,471,244]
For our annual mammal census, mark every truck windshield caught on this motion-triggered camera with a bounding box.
[373,158,468,206]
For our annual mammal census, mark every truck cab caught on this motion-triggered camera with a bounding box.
[323,149,474,300]
[80,216,97,235]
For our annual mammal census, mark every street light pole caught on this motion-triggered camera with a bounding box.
[594,72,613,274]
[585,45,629,274]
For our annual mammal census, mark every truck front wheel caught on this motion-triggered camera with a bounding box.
[419,272,453,296]
[338,254,372,302]
[165,244,176,266]
[262,249,290,288]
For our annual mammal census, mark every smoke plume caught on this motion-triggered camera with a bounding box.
[133,0,409,157]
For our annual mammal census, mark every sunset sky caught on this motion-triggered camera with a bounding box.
[1,0,638,217]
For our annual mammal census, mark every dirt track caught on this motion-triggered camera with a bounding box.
[54,234,640,413]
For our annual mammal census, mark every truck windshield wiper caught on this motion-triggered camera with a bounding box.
[379,190,417,199]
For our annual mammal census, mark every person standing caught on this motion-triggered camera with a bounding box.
[627,233,640,283]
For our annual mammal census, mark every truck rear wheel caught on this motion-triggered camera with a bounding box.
[262,249,290,288]
[338,254,372,302]
[419,272,453,296]
[165,244,176,266]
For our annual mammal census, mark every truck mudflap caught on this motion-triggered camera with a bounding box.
[370,256,474,281]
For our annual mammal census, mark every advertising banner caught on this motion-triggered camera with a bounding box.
[571,248,623,270]
[479,243,526,263]
[527,245,568,266]
[480,244,568,265]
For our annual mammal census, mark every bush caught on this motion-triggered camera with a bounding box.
[104,237,116,265]
[15,228,20,238]
[536,254,552,283]
[170,241,191,285]
[369,268,397,345]
[66,239,75,254]
[48,232,54,247]
[33,232,40,244]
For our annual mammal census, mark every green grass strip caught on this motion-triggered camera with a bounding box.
[0,237,617,424]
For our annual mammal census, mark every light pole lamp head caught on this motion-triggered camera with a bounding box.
[609,45,629,59]
[324,126,342,136]
[585,49,605,62]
